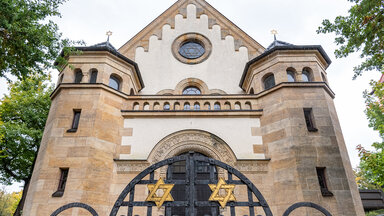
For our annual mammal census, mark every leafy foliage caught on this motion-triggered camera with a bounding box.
[0,73,53,184]
[365,80,384,137]
[0,188,22,216]
[357,143,384,189]
[317,0,384,78]
[366,209,384,216]
[0,0,83,80]
[356,80,384,189]
[354,167,383,190]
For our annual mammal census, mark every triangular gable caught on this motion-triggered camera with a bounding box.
[118,0,265,60]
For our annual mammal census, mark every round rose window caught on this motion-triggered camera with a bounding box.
[172,33,212,64]
[178,41,205,59]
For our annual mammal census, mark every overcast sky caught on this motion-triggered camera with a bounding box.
[1,0,382,192]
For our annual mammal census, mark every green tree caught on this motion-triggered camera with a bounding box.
[356,80,384,189]
[0,73,53,215]
[317,0,383,78]
[354,167,382,190]
[0,189,22,216]
[318,0,384,190]
[366,209,384,216]
[0,0,82,80]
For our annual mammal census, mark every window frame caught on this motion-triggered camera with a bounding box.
[89,69,98,83]
[74,70,83,83]
[213,103,221,110]
[303,108,318,132]
[67,110,81,133]
[287,70,296,82]
[302,69,312,82]
[182,86,201,95]
[316,167,333,197]
[263,74,276,90]
[52,168,69,197]
[109,75,121,91]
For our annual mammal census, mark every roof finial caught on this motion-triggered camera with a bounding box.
[106,31,113,42]
[271,29,278,41]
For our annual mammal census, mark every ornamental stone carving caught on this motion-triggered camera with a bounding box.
[148,130,237,166]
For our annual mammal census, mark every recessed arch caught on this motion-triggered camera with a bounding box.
[175,78,209,94]
[286,67,296,82]
[51,203,98,216]
[89,68,98,83]
[302,67,313,82]
[74,68,83,83]
[109,73,122,90]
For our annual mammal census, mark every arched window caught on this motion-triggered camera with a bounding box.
[143,102,150,111]
[204,102,211,110]
[164,103,170,110]
[249,88,254,95]
[74,69,83,83]
[224,102,231,110]
[184,102,190,110]
[245,102,252,110]
[130,89,135,95]
[194,102,200,110]
[133,102,140,111]
[234,102,241,110]
[263,74,275,90]
[89,69,98,83]
[302,69,312,82]
[214,102,221,110]
[287,70,295,82]
[174,102,180,110]
[153,102,160,110]
[109,75,121,90]
[182,86,201,95]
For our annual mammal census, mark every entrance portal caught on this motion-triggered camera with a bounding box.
[51,153,333,216]
[167,152,218,215]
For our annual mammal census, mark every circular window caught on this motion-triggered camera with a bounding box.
[179,41,205,59]
[172,33,212,64]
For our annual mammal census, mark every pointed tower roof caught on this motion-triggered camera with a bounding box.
[118,0,265,60]
[266,40,294,50]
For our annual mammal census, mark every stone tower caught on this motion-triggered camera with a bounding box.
[24,0,364,215]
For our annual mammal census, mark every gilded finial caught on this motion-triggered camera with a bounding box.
[271,29,278,41]
[106,31,113,42]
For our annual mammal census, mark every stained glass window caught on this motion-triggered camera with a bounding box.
[179,41,205,59]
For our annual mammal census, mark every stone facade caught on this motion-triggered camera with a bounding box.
[24,0,364,215]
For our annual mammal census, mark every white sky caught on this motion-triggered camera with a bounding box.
[1,0,382,192]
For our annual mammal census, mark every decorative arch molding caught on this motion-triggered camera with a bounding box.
[156,77,227,95]
[147,129,237,165]
[50,203,98,216]
[282,202,332,216]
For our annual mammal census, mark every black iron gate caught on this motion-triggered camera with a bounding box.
[51,152,332,216]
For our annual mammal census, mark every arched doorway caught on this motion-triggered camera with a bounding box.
[52,153,333,216]
[167,152,218,216]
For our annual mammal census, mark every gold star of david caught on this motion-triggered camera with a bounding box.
[145,178,174,209]
[208,177,236,208]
